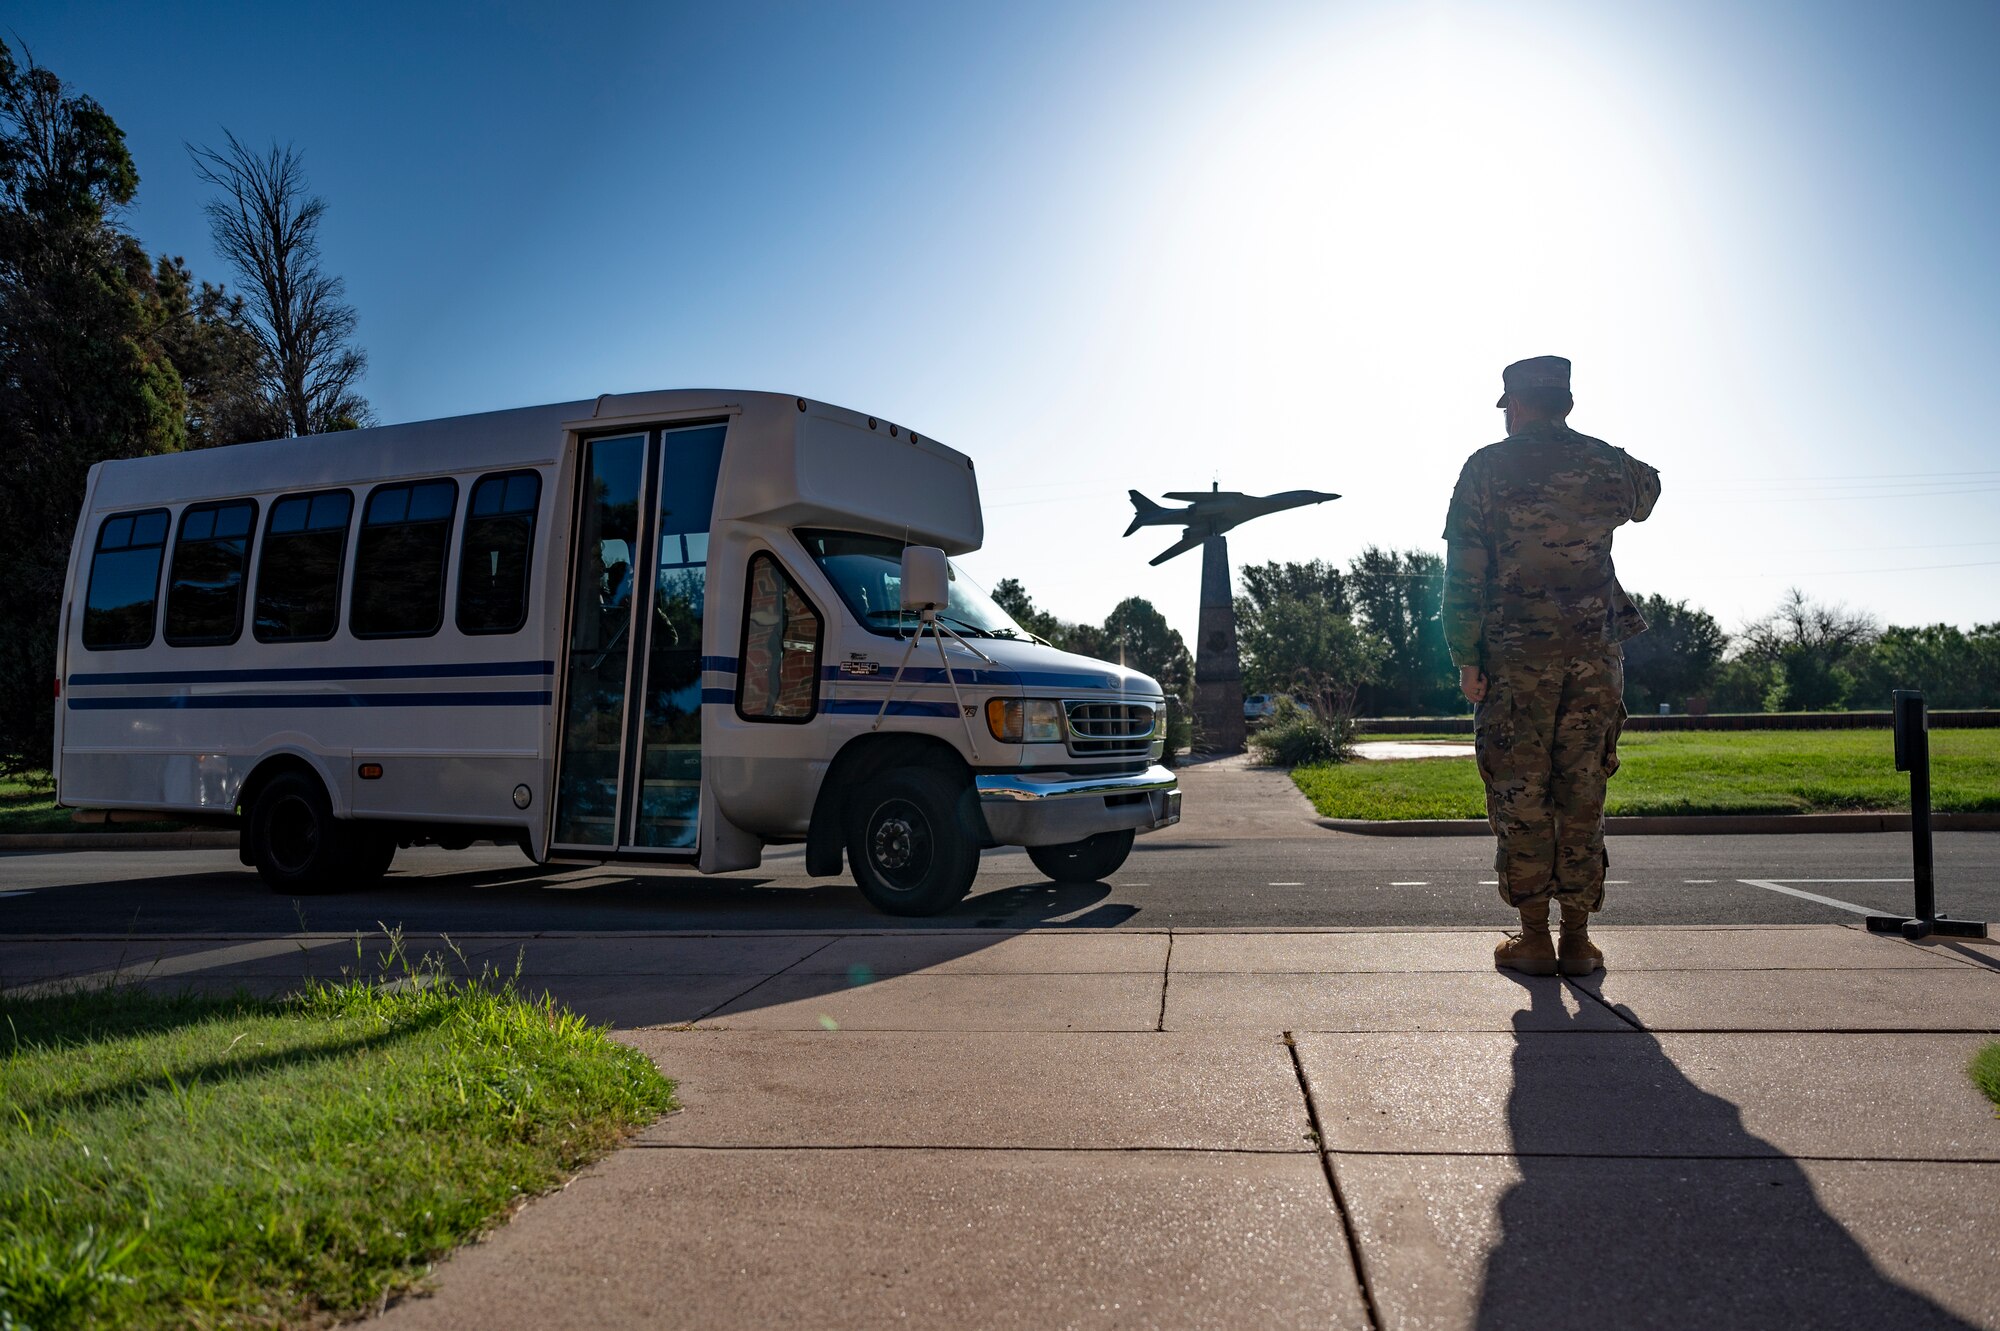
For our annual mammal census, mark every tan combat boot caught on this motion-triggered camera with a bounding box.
[1558,903,1603,976]
[1494,903,1557,976]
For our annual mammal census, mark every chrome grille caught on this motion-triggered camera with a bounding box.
[1063,700,1158,756]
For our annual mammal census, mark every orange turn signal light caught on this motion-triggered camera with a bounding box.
[358,763,384,780]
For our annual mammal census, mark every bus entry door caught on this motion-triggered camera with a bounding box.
[552,423,726,855]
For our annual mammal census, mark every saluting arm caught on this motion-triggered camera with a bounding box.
[1625,451,1662,522]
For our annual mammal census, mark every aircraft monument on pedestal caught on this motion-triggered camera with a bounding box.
[1124,483,1340,751]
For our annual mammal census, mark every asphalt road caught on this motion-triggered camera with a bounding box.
[4,831,1996,936]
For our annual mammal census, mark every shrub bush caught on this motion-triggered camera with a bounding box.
[1249,696,1356,766]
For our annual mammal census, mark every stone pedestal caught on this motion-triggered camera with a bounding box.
[1192,535,1245,752]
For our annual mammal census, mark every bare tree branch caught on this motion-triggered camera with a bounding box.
[1737,587,1879,662]
[188,130,370,435]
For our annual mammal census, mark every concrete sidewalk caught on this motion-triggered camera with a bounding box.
[64,922,1950,1329]
[5,924,1997,1326]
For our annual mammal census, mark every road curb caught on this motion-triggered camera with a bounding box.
[1316,812,2000,837]
[0,830,239,850]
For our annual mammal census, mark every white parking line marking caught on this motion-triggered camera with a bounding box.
[1684,879,1717,883]
[1737,879,1895,918]
[1606,880,1629,884]
[1390,881,1429,886]
[1480,880,1498,885]
[1269,882,1305,887]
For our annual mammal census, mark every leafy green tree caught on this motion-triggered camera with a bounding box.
[991,577,1066,644]
[152,254,282,448]
[1236,571,1380,706]
[1345,546,1455,715]
[1238,559,1349,619]
[1842,623,2000,710]
[1737,589,1877,712]
[1099,597,1193,704]
[0,42,186,769]
[990,579,1189,699]
[1622,594,1727,713]
[1707,655,1778,713]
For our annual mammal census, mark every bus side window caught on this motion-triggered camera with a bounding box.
[737,553,821,722]
[351,479,458,639]
[82,509,170,651]
[457,471,541,635]
[164,499,258,646]
[254,490,353,643]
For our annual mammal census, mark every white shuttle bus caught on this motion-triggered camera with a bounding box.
[54,390,1180,914]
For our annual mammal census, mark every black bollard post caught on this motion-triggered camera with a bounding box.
[1866,688,1987,940]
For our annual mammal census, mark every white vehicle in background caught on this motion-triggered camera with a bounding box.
[1243,693,1288,723]
[54,390,1180,915]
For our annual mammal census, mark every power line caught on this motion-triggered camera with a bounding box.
[1681,466,2000,489]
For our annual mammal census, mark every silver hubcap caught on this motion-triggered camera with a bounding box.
[873,817,916,870]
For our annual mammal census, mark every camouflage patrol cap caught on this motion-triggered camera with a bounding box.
[1496,355,1572,407]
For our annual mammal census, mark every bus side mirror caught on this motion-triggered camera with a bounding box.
[900,546,951,612]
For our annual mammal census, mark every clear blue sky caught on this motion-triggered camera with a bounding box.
[17,0,2000,641]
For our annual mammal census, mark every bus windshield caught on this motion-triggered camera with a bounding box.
[795,529,1028,640]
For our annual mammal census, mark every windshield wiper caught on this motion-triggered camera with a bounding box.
[863,609,1001,639]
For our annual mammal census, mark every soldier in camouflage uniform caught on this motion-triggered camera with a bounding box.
[1442,356,1661,976]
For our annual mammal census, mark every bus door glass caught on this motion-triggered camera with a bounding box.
[630,423,726,848]
[554,422,725,853]
[554,433,646,847]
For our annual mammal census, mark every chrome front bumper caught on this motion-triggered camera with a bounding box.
[975,764,1182,848]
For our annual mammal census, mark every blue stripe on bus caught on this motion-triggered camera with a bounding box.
[700,655,738,673]
[67,690,552,711]
[67,660,554,688]
[697,688,953,718]
[820,698,963,718]
[818,665,1144,691]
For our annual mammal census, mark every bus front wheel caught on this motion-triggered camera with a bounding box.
[249,771,352,895]
[846,767,979,916]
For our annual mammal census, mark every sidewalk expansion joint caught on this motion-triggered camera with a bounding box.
[690,936,845,1023]
[1563,977,1644,1030]
[1285,1031,1384,1331]
[1156,932,1174,1032]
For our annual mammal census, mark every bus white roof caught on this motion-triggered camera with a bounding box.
[82,390,983,553]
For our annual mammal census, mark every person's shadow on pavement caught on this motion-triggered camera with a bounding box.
[1474,976,1976,1330]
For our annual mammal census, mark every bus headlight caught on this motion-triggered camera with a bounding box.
[985,698,1064,743]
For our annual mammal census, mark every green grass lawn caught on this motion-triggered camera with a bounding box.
[0,957,674,1329]
[0,777,182,836]
[1294,727,2000,820]
[1974,1045,2000,1117]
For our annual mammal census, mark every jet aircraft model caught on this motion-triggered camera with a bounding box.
[1124,484,1342,566]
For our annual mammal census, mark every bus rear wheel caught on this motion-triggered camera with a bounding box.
[347,823,398,885]
[1027,830,1134,883]
[846,767,979,916]
[249,771,353,894]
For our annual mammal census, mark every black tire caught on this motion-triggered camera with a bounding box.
[347,822,398,885]
[846,767,980,916]
[1027,830,1135,883]
[248,771,354,894]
